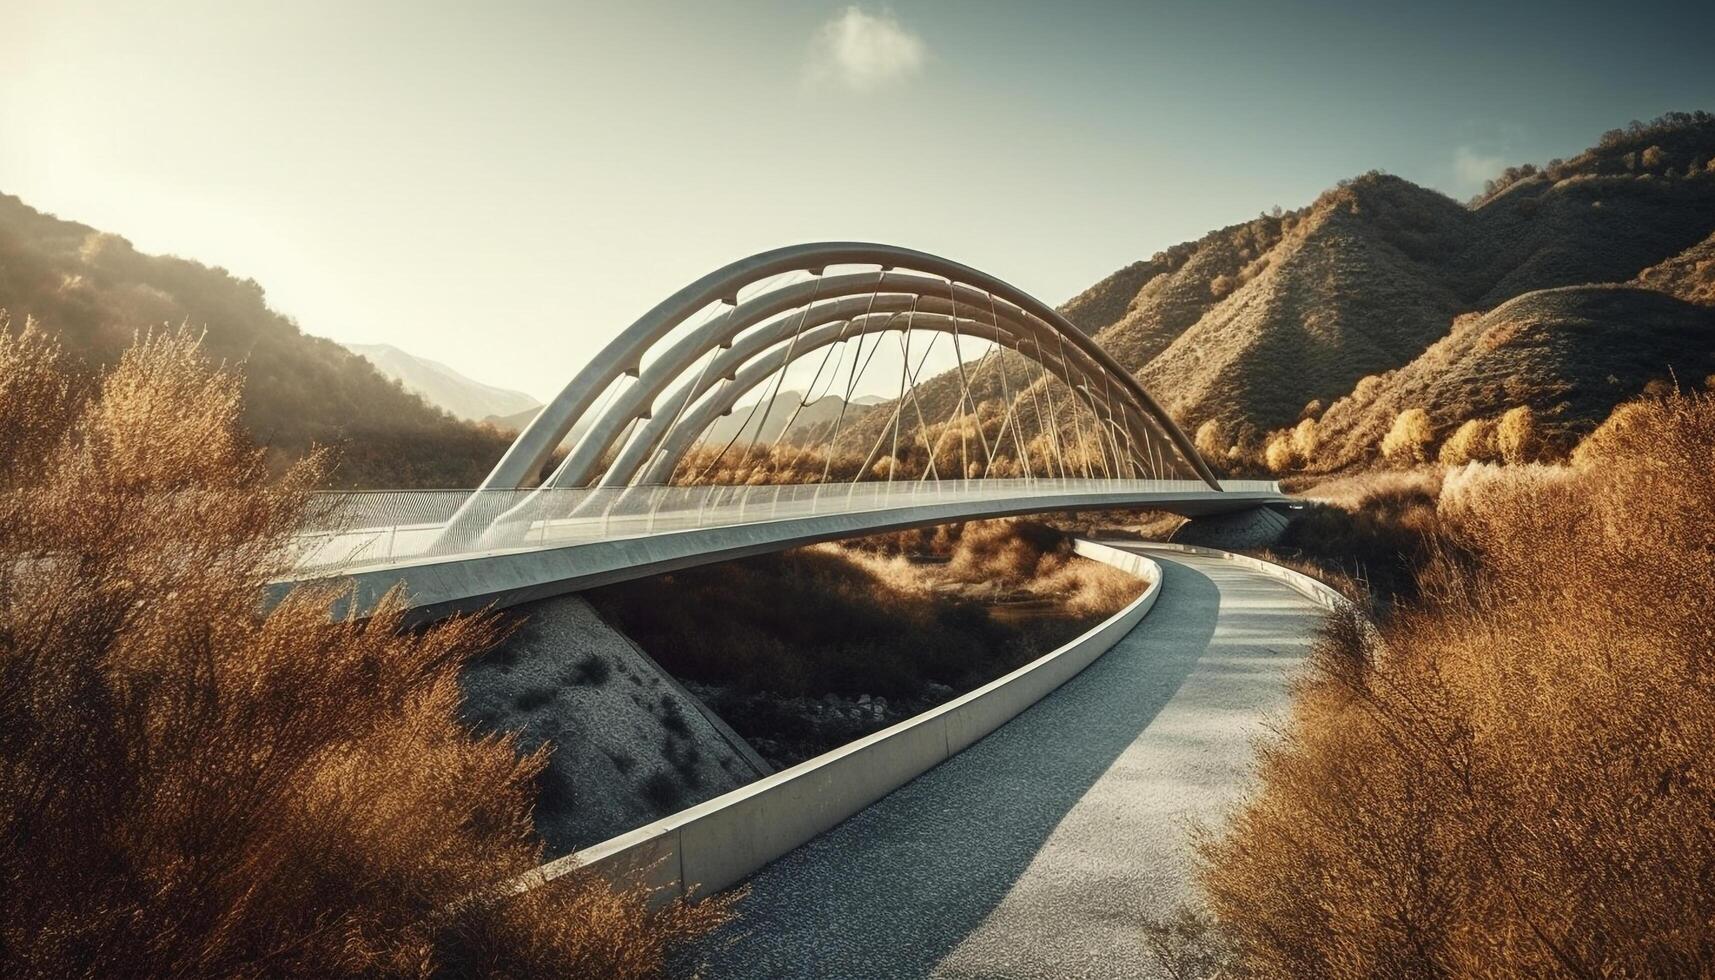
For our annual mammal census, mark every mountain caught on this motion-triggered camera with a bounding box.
[0,193,512,488]
[703,391,887,446]
[342,342,539,423]
[485,405,546,434]
[840,111,1715,474]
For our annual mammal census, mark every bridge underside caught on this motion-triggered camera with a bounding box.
[279,485,1286,623]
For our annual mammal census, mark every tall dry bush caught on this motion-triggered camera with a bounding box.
[0,319,727,980]
[1263,432,1298,473]
[1494,404,1538,464]
[1437,416,1496,465]
[1378,407,1433,465]
[1200,391,1715,977]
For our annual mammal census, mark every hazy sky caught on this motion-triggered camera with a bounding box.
[3,0,1711,401]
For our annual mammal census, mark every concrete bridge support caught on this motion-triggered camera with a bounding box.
[1167,503,1294,552]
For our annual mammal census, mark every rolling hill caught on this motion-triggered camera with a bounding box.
[1306,285,1715,468]
[837,111,1715,474]
[0,194,514,488]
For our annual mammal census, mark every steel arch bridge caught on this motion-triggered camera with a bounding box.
[485,242,1220,494]
[287,243,1286,618]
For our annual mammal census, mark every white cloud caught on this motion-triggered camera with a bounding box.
[807,7,926,92]
[1452,145,1507,195]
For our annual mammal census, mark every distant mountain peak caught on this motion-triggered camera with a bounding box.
[342,342,540,424]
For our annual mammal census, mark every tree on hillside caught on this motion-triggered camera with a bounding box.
[1263,432,1297,474]
[1291,418,1320,465]
[1195,419,1230,462]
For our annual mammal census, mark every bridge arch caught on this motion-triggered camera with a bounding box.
[479,242,1220,492]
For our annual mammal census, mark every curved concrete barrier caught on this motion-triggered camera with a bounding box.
[519,539,1162,903]
[1141,541,1355,614]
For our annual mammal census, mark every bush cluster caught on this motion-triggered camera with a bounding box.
[1200,390,1715,976]
[0,318,726,979]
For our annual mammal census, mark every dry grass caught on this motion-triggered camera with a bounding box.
[839,518,1145,618]
[0,318,727,979]
[1198,390,1715,976]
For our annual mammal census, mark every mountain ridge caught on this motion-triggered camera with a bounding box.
[0,193,512,488]
[342,341,540,424]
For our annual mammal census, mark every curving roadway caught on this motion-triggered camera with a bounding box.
[691,544,1327,979]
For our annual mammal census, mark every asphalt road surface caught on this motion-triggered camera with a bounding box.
[693,545,1325,979]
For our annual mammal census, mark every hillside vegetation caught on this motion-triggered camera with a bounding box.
[1197,389,1715,977]
[0,194,512,488]
[826,112,1715,479]
[1303,285,1715,468]
[0,321,725,979]
[585,519,1143,765]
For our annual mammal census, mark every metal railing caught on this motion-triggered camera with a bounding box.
[291,478,1281,576]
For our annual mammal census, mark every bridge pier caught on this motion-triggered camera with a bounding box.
[1167,503,1294,551]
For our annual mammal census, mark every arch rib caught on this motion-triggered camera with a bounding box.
[478,243,1220,493]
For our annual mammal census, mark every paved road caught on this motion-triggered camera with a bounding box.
[692,545,1326,979]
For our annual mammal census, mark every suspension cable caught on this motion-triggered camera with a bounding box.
[987,292,1031,481]
[820,268,888,483]
[730,271,823,477]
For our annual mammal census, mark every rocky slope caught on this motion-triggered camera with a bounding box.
[461,594,768,858]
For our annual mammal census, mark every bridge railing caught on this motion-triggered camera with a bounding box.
[291,478,1281,576]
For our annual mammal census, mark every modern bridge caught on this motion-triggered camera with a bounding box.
[279,242,1322,976]
[283,242,1292,618]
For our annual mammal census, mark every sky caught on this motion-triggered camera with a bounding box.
[2,0,1711,402]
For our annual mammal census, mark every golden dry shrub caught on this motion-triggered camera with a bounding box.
[1263,432,1298,473]
[0,320,728,980]
[1570,399,1655,468]
[1495,404,1538,464]
[1290,418,1319,464]
[1436,416,1496,465]
[1194,419,1229,462]
[1378,407,1433,465]
[1200,391,1715,977]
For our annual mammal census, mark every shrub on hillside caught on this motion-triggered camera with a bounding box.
[1570,399,1655,468]
[1378,407,1433,465]
[1437,417,1497,465]
[0,319,726,979]
[1266,469,1451,607]
[1200,391,1715,976]
[1290,418,1319,463]
[1263,432,1298,474]
[1194,419,1229,461]
[1495,404,1538,464]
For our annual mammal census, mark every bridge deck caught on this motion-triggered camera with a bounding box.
[691,545,1322,979]
[279,480,1286,620]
